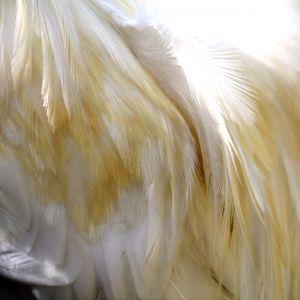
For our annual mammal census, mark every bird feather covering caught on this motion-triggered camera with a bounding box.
[0,0,300,299]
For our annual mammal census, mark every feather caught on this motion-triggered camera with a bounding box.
[1,0,300,299]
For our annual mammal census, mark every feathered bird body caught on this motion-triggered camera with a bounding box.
[1,0,300,299]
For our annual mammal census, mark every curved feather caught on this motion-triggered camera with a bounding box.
[1,0,300,299]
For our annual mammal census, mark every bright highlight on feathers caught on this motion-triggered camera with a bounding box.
[0,0,300,299]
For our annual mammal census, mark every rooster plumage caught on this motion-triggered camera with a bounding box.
[1,0,300,299]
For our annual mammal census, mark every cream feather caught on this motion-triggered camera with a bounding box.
[0,0,300,299]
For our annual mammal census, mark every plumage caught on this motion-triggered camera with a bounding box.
[0,0,300,299]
